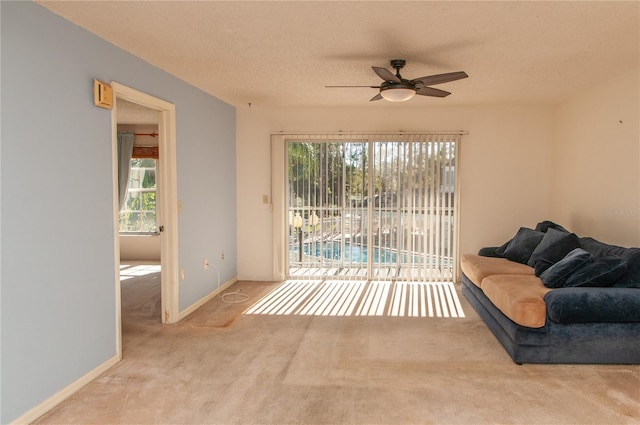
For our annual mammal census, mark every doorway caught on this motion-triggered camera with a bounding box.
[117,101,162,333]
[111,83,179,358]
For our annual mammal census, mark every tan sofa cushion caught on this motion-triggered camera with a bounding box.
[461,254,535,288]
[481,275,552,328]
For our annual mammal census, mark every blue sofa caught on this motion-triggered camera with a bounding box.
[461,225,640,364]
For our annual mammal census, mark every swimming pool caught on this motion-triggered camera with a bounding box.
[299,241,421,264]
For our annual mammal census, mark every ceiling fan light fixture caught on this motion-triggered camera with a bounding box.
[327,59,467,102]
[380,84,416,102]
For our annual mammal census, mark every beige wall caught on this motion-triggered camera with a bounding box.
[552,68,640,247]
[120,234,161,261]
[237,105,555,281]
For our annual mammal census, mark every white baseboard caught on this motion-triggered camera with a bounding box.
[179,276,238,321]
[11,354,120,425]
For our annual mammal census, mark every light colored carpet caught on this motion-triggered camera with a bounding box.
[33,275,640,425]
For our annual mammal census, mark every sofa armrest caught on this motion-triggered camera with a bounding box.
[544,288,640,324]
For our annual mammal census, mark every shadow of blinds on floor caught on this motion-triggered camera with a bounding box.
[244,280,465,318]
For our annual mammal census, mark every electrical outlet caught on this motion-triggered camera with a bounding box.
[221,251,225,261]
[203,258,209,270]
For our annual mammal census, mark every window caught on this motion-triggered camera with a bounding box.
[119,158,157,233]
[284,133,460,282]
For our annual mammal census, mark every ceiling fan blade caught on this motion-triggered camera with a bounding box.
[369,93,383,101]
[411,71,468,87]
[372,66,400,83]
[416,86,451,98]
[325,85,381,88]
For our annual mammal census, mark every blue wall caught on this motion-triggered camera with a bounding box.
[0,2,236,422]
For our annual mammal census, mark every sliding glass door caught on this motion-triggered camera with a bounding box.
[286,133,459,282]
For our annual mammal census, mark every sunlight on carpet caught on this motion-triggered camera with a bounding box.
[120,264,161,281]
[244,280,465,318]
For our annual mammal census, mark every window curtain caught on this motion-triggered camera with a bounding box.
[117,131,135,210]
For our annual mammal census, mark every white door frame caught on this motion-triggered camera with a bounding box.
[111,83,180,357]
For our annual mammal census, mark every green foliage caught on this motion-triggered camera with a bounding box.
[119,159,157,233]
[288,139,456,211]
[289,141,368,208]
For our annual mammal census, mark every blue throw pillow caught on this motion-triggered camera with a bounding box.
[580,237,640,288]
[495,227,532,257]
[531,232,582,275]
[534,220,569,233]
[564,256,627,287]
[478,246,502,257]
[504,227,544,264]
[528,228,571,267]
[540,248,593,288]
[500,227,545,264]
[494,238,511,257]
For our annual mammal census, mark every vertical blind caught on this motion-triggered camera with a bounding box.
[284,133,461,282]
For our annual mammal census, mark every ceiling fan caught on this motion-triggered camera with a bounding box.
[327,59,468,102]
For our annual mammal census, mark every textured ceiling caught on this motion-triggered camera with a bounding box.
[38,1,639,108]
[116,99,159,125]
